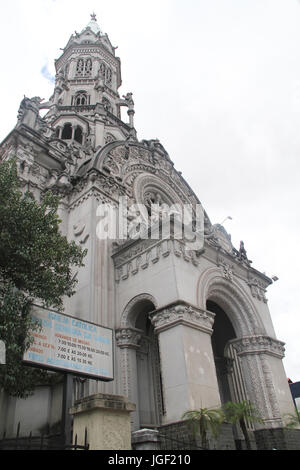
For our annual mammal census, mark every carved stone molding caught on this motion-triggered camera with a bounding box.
[114,237,200,283]
[149,301,215,335]
[120,293,158,329]
[68,186,117,212]
[96,141,200,208]
[230,335,285,359]
[231,340,284,428]
[115,327,142,349]
[73,222,90,245]
[219,256,234,281]
[247,277,268,303]
[198,267,266,337]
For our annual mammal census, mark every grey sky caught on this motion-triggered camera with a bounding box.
[1,0,300,381]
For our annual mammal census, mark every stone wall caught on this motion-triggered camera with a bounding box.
[254,428,300,450]
[70,393,135,450]
[156,420,236,450]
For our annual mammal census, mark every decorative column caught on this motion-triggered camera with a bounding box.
[115,327,142,430]
[149,301,220,423]
[53,86,62,105]
[230,335,286,428]
[82,131,87,146]
[127,108,135,129]
[71,124,76,141]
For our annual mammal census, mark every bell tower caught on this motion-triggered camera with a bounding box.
[44,13,136,150]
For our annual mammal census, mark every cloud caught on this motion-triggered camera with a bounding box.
[41,64,55,84]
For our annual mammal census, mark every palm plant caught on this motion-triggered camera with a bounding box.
[223,400,263,450]
[182,407,224,449]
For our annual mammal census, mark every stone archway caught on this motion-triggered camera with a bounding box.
[197,267,265,337]
[119,293,158,328]
[116,294,163,430]
[198,268,285,429]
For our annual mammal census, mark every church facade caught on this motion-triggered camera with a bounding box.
[0,15,297,448]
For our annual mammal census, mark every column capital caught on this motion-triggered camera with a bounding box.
[230,335,285,359]
[149,301,215,335]
[115,327,142,349]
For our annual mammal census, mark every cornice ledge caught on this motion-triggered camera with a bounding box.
[149,300,215,335]
[229,335,285,359]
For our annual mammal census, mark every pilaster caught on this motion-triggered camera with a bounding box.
[115,327,143,430]
[149,301,220,423]
[230,335,285,428]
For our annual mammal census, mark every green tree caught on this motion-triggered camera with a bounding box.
[182,407,224,449]
[0,160,86,397]
[223,400,263,450]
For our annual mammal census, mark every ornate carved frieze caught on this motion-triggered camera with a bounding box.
[115,328,142,349]
[114,239,169,282]
[113,237,200,283]
[218,256,234,281]
[149,302,215,335]
[99,142,200,207]
[73,222,89,245]
[173,240,199,266]
[248,277,268,303]
[230,335,285,359]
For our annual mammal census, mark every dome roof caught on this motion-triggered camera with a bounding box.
[83,13,103,35]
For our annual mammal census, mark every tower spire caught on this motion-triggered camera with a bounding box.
[85,12,102,35]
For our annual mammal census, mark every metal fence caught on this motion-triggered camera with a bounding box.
[0,422,89,450]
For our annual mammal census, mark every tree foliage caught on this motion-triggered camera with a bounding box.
[182,407,224,449]
[0,160,86,397]
[182,400,264,450]
[223,400,263,449]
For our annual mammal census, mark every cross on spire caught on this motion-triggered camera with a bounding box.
[90,12,97,21]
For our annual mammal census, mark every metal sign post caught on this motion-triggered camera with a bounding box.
[61,373,73,447]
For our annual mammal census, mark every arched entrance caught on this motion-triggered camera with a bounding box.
[207,300,236,405]
[207,299,255,447]
[117,295,164,430]
[206,299,251,409]
[135,310,164,427]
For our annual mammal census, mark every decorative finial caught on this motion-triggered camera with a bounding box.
[91,12,97,21]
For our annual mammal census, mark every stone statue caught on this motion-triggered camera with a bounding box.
[239,240,248,260]
[123,92,134,109]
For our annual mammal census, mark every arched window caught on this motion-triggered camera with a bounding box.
[73,91,89,106]
[106,67,112,85]
[76,59,84,76]
[100,62,106,78]
[74,126,83,144]
[85,59,92,75]
[76,58,93,77]
[61,123,72,140]
[99,62,112,87]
